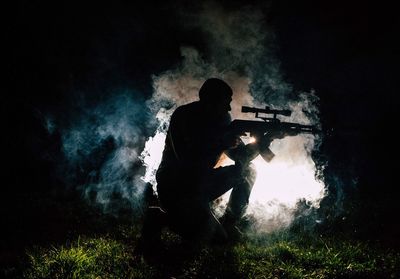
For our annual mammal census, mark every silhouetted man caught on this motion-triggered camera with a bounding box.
[154,78,281,244]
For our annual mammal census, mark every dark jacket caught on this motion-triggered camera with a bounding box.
[156,101,231,184]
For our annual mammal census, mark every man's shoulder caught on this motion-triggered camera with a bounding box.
[173,101,201,116]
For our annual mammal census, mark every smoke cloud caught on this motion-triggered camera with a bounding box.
[142,1,326,233]
[60,92,155,214]
[47,1,334,233]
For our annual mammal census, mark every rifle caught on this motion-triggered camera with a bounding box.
[229,106,320,138]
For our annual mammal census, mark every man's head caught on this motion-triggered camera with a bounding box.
[199,78,233,114]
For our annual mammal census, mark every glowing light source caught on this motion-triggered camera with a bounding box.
[140,130,326,231]
[250,156,323,206]
[248,136,256,144]
[216,136,325,207]
[139,130,166,186]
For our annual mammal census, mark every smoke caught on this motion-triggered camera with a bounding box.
[60,92,155,214]
[46,1,331,232]
[141,1,326,233]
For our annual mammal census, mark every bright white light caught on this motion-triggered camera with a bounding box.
[250,156,323,206]
[215,136,326,228]
[139,130,166,186]
[248,136,256,144]
[140,133,325,206]
[140,130,326,231]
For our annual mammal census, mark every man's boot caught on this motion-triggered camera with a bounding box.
[135,206,166,262]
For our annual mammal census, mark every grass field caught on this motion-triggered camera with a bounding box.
[1,194,399,279]
[9,225,398,279]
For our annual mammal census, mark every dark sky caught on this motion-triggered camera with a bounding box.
[5,0,398,224]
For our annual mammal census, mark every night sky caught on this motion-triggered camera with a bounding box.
[4,0,398,249]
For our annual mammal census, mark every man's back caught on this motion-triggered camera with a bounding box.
[156,101,231,184]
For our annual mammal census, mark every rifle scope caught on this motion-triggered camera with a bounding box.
[242,106,291,117]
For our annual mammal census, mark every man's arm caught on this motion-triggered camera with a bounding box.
[224,135,273,164]
[224,130,293,164]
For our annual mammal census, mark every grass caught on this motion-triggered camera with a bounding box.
[234,233,398,279]
[18,228,400,279]
[23,236,154,279]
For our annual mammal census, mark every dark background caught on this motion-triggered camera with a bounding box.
[3,0,398,262]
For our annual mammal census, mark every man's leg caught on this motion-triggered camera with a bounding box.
[225,163,256,221]
[205,164,257,239]
[136,183,167,261]
[158,180,218,243]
